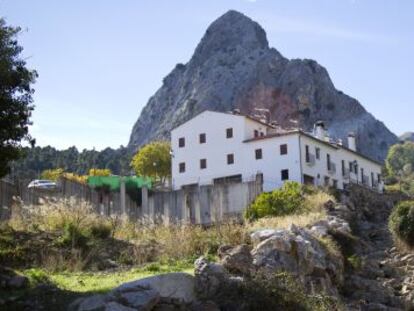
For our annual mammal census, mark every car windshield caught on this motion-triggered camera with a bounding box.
[38,180,54,184]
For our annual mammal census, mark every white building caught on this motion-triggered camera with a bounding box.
[171,111,384,192]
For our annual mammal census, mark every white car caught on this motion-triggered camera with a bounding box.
[27,179,57,190]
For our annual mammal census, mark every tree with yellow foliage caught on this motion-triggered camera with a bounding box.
[130,141,171,184]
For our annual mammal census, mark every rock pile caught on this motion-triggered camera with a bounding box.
[70,186,414,310]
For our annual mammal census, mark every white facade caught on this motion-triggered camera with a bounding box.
[171,111,384,192]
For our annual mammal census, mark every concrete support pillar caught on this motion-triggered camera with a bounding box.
[141,187,149,222]
[120,178,126,216]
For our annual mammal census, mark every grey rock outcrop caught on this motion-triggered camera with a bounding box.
[400,132,414,142]
[128,10,397,161]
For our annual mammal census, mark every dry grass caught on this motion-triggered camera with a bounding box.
[3,188,334,271]
[246,211,326,232]
[246,189,334,232]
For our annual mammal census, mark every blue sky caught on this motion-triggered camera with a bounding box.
[1,0,413,150]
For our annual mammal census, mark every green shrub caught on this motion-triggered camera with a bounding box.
[58,222,89,248]
[88,223,111,239]
[245,182,303,220]
[389,200,414,247]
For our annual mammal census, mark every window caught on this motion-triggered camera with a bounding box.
[333,179,338,189]
[280,144,288,155]
[315,147,320,160]
[324,176,330,186]
[305,145,310,162]
[199,133,206,144]
[227,153,234,165]
[361,168,364,183]
[178,137,185,148]
[200,159,207,169]
[377,173,381,183]
[260,132,264,137]
[327,154,331,170]
[226,128,233,138]
[254,130,259,138]
[255,149,262,160]
[341,160,345,176]
[349,161,353,172]
[179,162,185,173]
[371,172,375,187]
[281,169,289,181]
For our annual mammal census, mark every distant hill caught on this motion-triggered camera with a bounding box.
[400,132,414,142]
[128,10,397,162]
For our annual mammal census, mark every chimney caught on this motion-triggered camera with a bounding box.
[314,121,327,140]
[348,132,356,151]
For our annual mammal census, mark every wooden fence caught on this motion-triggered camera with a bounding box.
[1,177,263,225]
[0,179,17,220]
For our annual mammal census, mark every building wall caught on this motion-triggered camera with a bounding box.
[171,111,383,192]
[171,111,269,190]
[300,135,383,191]
[300,136,342,188]
[171,111,300,191]
[243,134,302,191]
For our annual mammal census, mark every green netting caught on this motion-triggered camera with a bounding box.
[87,176,152,191]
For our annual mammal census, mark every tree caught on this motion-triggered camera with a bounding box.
[88,168,111,176]
[41,168,64,181]
[130,141,171,183]
[386,142,414,177]
[0,18,38,178]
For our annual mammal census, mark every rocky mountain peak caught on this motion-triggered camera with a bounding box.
[192,10,269,64]
[128,11,397,162]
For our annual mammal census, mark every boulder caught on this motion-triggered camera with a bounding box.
[250,224,343,296]
[115,273,195,303]
[74,294,108,311]
[218,244,255,276]
[194,257,229,299]
[115,287,159,310]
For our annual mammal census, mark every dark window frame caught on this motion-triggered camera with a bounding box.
[199,133,206,144]
[315,147,320,160]
[281,169,289,181]
[178,137,185,148]
[280,144,288,155]
[255,148,262,160]
[226,128,233,139]
[179,162,185,173]
[327,154,331,170]
[200,158,207,169]
[227,153,234,165]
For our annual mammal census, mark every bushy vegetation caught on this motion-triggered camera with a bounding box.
[244,182,334,220]
[389,200,414,248]
[213,271,343,311]
[130,141,171,184]
[10,145,131,181]
[0,18,37,178]
[384,142,414,196]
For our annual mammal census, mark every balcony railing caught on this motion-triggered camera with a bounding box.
[342,168,350,179]
[305,153,316,166]
[328,163,336,174]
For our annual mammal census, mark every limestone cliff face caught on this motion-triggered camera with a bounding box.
[128,10,397,161]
